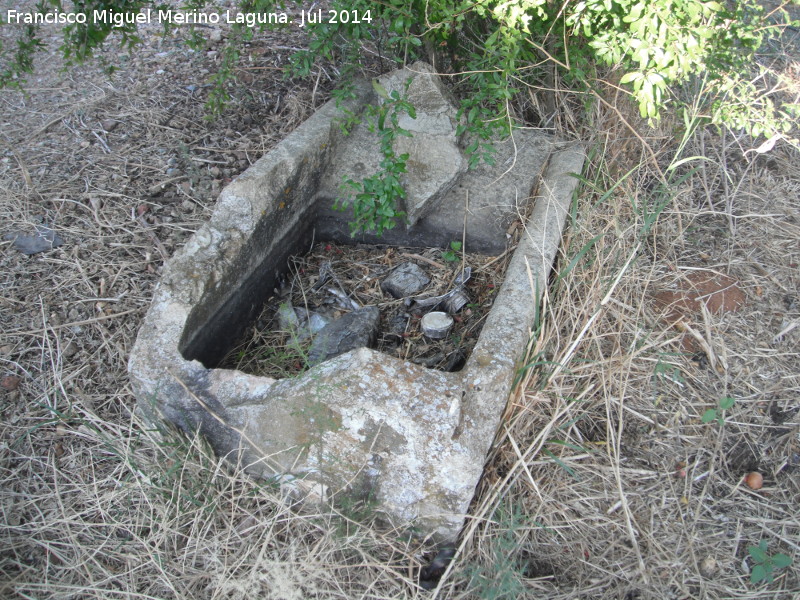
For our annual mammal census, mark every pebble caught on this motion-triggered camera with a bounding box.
[381,262,430,298]
[307,306,380,366]
[1,375,21,391]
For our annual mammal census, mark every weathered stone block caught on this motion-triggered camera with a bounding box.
[380,62,467,226]
[128,62,584,541]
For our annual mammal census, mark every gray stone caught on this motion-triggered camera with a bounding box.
[307,306,380,366]
[300,310,332,336]
[277,303,300,332]
[381,262,430,298]
[316,131,553,254]
[389,313,410,335]
[3,226,64,255]
[278,305,332,342]
[128,61,585,542]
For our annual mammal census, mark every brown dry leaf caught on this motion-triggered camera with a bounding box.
[0,375,21,391]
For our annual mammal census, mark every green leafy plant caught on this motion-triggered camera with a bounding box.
[291,0,798,148]
[441,240,462,262]
[702,396,735,427]
[653,358,685,386]
[336,78,415,236]
[748,540,792,585]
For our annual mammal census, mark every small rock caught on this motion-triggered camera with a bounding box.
[417,352,446,368]
[62,342,78,358]
[1,375,21,391]
[381,262,430,298]
[209,29,222,43]
[3,226,64,255]
[0,345,12,356]
[100,119,118,132]
[277,303,300,331]
[699,556,718,578]
[390,313,409,334]
[307,306,380,366]
[279,305,332,341]
[295,308,332,336]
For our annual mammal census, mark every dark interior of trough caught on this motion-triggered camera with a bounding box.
[178,194,518,372]
[222,241,507,376]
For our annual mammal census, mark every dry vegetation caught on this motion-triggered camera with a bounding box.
[1,13,799,600]
[220,242,507,376]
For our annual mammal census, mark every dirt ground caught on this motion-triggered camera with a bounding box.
[1,11,799,600]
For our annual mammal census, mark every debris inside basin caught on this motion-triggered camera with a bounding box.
[220,241,510,377]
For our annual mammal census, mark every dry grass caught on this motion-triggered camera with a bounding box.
[1,13,799,600]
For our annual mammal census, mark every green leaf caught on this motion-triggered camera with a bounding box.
[371,79,389,100]
[701,409,718,423]
[619,71,642,84]
[772,553,792,568]
[750,564,767,584]
[719,396,735,410]
[749,545,768,563]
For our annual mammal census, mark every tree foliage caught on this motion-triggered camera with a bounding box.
[2,0,798,144]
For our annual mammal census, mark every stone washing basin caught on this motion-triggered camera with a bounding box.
[128,64,583,541]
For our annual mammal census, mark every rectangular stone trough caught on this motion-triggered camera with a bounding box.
[129,63,583,542]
